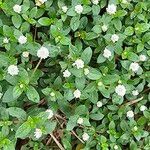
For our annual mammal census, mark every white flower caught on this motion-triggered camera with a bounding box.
[115,85,126,97]
[73,89,81,98]
[3,37,9,44]
[50,92,55,97]
[106,4,117,15]
[18,35,27,44]
[62,6,68,13]
[82,133,90,141]
[0,93,3,99]
[126,110,134,118]
[7,65,19,76]
[111,34,119,43]
[37,46,49,59]
[122,0,128,4]
[77,117,83,124]
[13,4,21,13]
[97,101,103,107]
[63,69,71,78]
[114,145,118,150]
[84,68,89,75]
[101,24,108,32]
[98,81,103,86]
[22,51,29,58]
[129,62,140,73]
[34,128,42,139]
[73,59,84,69]
[139,54,146,61]
[132,90,139,96]
[75,5,83,14]
[103,48,112,59]
[46,109,54,119]
[140,105,147,111]
[92,0,99,5]
[133,126,138,131]
[20,84,24,89]
[36,0,47,6]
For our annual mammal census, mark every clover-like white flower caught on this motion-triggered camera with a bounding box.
[115,85,126,97]
[140,105,147,111]
[7,65,19,76]
[126,110,134,118]
[77,117,83,124]
[96,101,103,108]
[36,0,47,6]
[122,0,128,4]
[133,126,138,131]
[62,6,68,13]
[92,0,99,5]
[84,68,89,75]
[13,4,21,13]
[101,24,108,32]
[75,5,83,14]
[37,46,49,59]
[63,69,71,78]
[3,37,9,44]
[103,48,112,59]
[139,54,146,62]
[34,128,42,139]
[82,132,90,141]
[129,62,139,73]
[46,109,54,119]
[73,89,81,98]
[106,4,117,15]
[73,59,84,69]
[111,34,119,43]
[20,84,24,89]
[132,90,139,96]
[22,51,29,58]
[18,35,27,44]
[50,92,55,97]
[114,145,119,150]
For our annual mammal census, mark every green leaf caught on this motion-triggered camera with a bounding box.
[38,17,52,26]
[87,68,102,80]
[70,16,80,31]
[124,26,134,36]
[81,47,92,64]
[7,107,26,120]
[66,115,78,131]
[12,15,22,28]
[97,54,106,63]
[13,85,23,99]
[26,86,40,103]
[90,113,104,121]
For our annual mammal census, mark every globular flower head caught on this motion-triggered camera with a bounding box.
[13,4,22,13]
[75,5,83,14]
[73,59,84,69]
[96,101,103,107]
[63,69,71,78]
[22,51,29,58]
[132,90,139,96]
[37,46,49,59]
[46,109,54,119]
[7,65,19,76]
[36,0,47,6]
[82,132,90,141]
[18,35,27,44]
[103,48,112,59]
[84,68,89,75]
[139,54,146,61]
[34,128,42,139]
[106,4,117,15]
[111,34,119,43]
[92,0,99,5]
[114,145,119,150]
[140,105,147,111]
[62,6,68,13]
[73,89,81,98]
[77,117,83,124]
[115,85,126,97]
[129,62,140,73]
[3,37,9,44]
[126,110,134,118]
[101,24,108,32]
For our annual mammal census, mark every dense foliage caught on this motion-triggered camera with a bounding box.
[0,0,150,149]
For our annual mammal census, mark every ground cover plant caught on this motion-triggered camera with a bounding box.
[0,0,150,149]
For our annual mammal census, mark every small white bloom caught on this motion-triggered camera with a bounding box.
[20,84,24,89]
[106,4,117,15]
[34,128,42,139]
[84,68,89,75]
[114,145,118,150]
[103,48,112,59]
[75,5,83,14]
[50,92,55,97]
[63,69,71,78]
[140,105,147,111]
[73,59,84,69]
[129,62,140,73]
[98,81,103,86]
[139,54,146,62]
[13,4,21,13]
[73,89,81,98]
[46,109,54,119]
[122,0,128,4]
[96,101,103,107]
[77,117,83,124]
[132,90,139,96]
[3,37,9,44]
[0,93,3,99]
[127,110,134,118]
[118,80,122,84]
[7,65,19,76]
[37,46,49,59]
[115,85,126,97]
[111,34,119,43]
[18,35,27,44]
[62,6,68,13]
[82,132,90,141]
[36,0,47,6]
[101,24,108,32]
[22,51,29,58]
[133,126,138,131]
[92,0,99,5]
